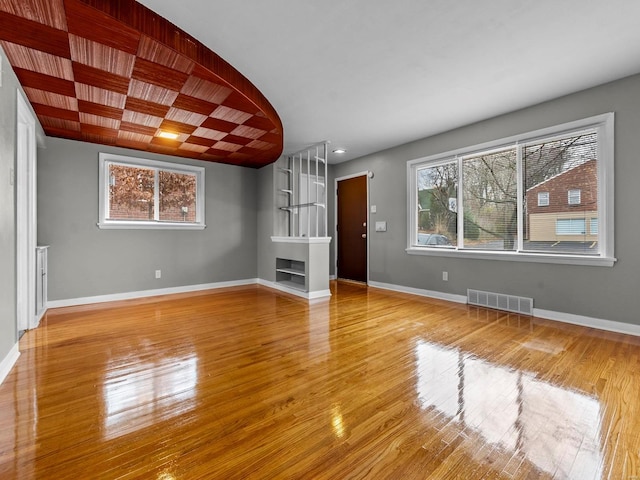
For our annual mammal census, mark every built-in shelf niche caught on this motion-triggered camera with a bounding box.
[275,258,306,291]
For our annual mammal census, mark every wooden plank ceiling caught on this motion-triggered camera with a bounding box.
[0,0,283,168]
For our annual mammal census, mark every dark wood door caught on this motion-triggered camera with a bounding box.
[337,175,367,282]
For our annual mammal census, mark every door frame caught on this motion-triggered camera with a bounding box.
[16,91,37,332]
[334,171,370,283]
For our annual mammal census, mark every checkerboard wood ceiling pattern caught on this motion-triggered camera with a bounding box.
[0,0,283,168]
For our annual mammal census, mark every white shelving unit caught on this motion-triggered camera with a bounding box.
[278,142,328,238]
[271,142,331,299]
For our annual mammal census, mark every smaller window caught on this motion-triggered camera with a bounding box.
[556,218,585,235]
[590,218,598,235]
[537,192,549,207]
[568,189,581,205]
[98,153,205,230]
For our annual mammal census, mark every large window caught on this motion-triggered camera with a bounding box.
[556,218,586,236]
[407,113,614,266]
[98,153,205,229]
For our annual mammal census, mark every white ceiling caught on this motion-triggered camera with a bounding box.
[139,0,640,163]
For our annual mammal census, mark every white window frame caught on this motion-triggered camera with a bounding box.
[568,189,581,205]
[407,113,615,267]
[537,192,549,207]
[98,152,206,230]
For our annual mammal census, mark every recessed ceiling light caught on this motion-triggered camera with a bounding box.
[158,131,179,140]
[333,148,346,154]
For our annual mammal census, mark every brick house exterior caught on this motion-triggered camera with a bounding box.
[109,203,196,222]
[525,159,597,241]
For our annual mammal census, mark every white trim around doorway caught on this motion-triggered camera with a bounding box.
[334,171,371,284]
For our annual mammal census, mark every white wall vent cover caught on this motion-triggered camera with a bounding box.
[467,289,533,316]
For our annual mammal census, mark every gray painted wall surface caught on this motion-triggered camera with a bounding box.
[0,48,19,360]
[38,138,258,301]
[331,74,640,326]
[257,163,275,282]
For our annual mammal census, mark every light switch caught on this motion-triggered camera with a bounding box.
[370,205,377,213]
[375,221,387,232]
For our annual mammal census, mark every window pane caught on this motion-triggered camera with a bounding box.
[462,148,517,250]
[568,189,581,205]
[537,192,549,206]
[590,217,598,235]
[556,218,586,235]
[416,162,457,246]
[523,131,597,255]
[108,164,155,221]
[159,171,197,222]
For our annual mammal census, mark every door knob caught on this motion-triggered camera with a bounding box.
[361,233,367,238]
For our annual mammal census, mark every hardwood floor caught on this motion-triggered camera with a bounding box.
[1,281,639,479]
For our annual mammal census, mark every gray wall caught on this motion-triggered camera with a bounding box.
[38,138,258,301]
[21,65,640,328]
[0,48,19,360]
[257,162,275,282]
[331,73,640,325]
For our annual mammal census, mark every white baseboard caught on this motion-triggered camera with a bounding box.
[47,278,259,309]
[0,343,20,385]
[369,280,639,338]
[33,308,46,329]
[368,280,468,304]
[45,277,639,338]
[534,308,640,337]
[257,279,331,300]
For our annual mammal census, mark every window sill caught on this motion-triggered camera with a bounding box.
[97,222,206,230]
[406,246,616,267]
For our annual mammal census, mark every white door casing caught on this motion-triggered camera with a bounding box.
[16,91,37,332]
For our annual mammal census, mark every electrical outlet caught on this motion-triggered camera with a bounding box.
[155,270,161,279]
[442,271,448,281]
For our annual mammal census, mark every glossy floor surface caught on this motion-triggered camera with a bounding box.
[1,282,639,479]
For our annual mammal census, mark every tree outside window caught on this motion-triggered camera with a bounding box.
[409,113,612,263]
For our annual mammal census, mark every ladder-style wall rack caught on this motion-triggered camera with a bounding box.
[278,141,328,238]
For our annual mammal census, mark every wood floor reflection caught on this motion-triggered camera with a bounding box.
[1,281,639,479]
